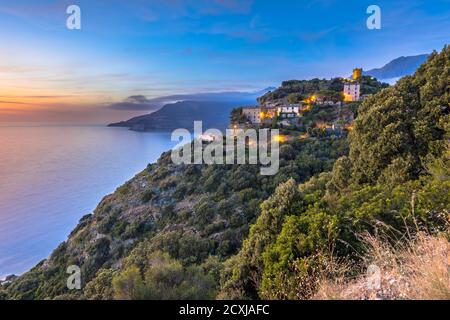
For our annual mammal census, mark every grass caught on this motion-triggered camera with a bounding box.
[313,232,450,300]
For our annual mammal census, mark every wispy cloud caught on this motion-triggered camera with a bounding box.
[299,27,336,41]
[106,95,158,111]
[0,1,67,24]
[0,66,45,73]
[0,100,29,105]
[116,0,254,22]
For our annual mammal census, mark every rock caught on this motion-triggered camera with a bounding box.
[0,274,18,286]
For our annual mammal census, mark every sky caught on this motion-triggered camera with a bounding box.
[0,0,449,123]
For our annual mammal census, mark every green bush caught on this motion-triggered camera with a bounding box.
[141,189,154,202]
[113,252,215,300]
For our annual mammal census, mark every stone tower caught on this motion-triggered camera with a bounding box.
[352,68,362,80]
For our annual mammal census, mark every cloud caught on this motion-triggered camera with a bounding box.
[208,0,254,15]
[163,0,254,16]
[0,100,28,105]
[250,15,260,29]
[0,95,75,99]
[227,30,268,42]
[117,0,254,22]
[0,2,65,21]
[125,95,152,104]
[0,65,44,74]
[307,0,336,8]
[201,21,269,42]
[106,95,158,111]
[299,27,336,41]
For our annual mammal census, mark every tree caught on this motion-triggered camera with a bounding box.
[84,268,115,300]
[259,174,338,299]
[326,156,352,195]
[220,179,302,299]
[113,252,215,300]
[350,46,449,185]
[0,288,7,300]
[112,266,142,300]
[287,93,304,104]
[230,107,247,124]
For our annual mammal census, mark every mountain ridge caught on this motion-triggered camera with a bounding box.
[363,54,429,80]
[109,100,246,131]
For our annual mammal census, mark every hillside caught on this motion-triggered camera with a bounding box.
[258,76,389,106]
[4,136,348,300]
[364,54,429,80]
[2,46,448,300]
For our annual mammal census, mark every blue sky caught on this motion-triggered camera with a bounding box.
[0,0,449,123]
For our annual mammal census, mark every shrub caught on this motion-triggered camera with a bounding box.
[141,189,154,202]
[84,268,115,300]
[112,252,216,300]
[112,266,142,300]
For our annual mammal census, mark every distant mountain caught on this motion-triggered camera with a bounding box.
[109,100,244,131]
[364,54,429,80]
[108,88,274,131]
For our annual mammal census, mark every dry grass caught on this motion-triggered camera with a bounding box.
[313,233,450,300]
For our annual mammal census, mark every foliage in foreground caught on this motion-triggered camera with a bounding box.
[314,232,450,300]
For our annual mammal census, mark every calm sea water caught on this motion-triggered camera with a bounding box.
[0,125,176,278]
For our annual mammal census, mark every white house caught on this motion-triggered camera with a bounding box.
[242,107,262,124]
[343,83,361,102]
[277,105,300,118]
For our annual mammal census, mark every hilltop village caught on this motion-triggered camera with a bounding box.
[231,69,389,140]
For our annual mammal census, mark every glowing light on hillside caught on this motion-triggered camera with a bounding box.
[303,95,317,104]
[300,104,312,112]
[345,123,354,131]
[315,122,332,129]
[299,133,309,140]
[343,93,353,102]
[262,110,274,119]
[273,134,287,143]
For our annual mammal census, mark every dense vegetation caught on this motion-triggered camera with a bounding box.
[220,46,449,299]
[4,133,347,299]
[3,46,448,300]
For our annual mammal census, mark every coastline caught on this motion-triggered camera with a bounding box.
[0,126,176,277]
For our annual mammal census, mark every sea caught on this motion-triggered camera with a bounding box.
[0,124,176,278]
